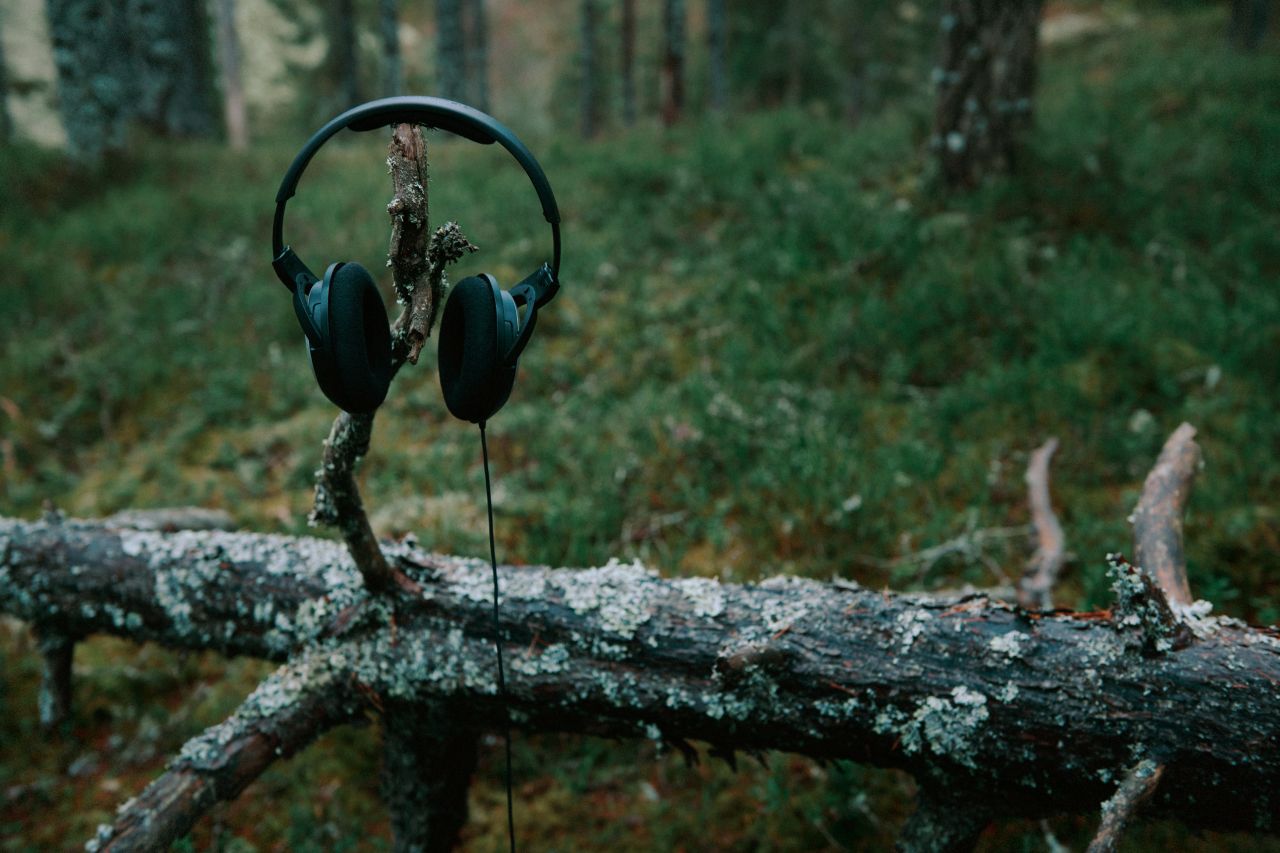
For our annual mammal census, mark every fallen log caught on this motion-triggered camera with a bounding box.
[3,503,1278,847]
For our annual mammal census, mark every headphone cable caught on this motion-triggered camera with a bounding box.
[480,421,517,853]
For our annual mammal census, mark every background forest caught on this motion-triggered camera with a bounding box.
[1,0,1279,850]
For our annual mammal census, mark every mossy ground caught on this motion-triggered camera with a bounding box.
[2,5,1280,850]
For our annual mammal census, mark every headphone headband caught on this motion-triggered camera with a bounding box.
[272,96,561,292]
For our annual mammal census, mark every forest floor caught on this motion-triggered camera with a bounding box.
[2,5,1279,851]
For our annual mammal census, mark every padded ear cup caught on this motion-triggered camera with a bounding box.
[438,274,518,423]
[321,262,391,413]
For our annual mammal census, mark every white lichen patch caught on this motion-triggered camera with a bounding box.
[899,686,989,769]
[557,558,655,639]
[761,596,810,633]
[510,642,571,677]
[988,630,1031,660]
[997,682,1020,703]
[672,576,726,619]
[896,608,932,652]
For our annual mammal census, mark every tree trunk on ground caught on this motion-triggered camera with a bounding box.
[45,0,134,162]
[4,499,1280,847]
[380,0,403,97]
[706,0,727,112]
[436,0,467,103]
[327,0,362,108]
[579,0,600,138]
[933,0,1043,188]
[661,0,685,126]
[620,0,637,126]
[463,0,489,110]
[213,0,248,149]
[1228,0,1271,50]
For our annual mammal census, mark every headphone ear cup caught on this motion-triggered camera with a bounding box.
[438,274,517,423]
[323,262,391,413]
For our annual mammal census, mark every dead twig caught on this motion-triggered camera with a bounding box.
[1019,437,1064,610]
[1132,422,1200,607]
[1086,759,1165,853]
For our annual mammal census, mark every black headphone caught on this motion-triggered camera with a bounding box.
[272,96,562,421]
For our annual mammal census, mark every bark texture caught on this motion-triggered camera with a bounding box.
[932,0,1043,187]
[3,516,1280,840]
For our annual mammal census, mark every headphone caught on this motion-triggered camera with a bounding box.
[271,96,562,421]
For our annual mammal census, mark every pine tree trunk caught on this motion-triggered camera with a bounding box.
[436,0,467,103]
[213,0,248,149]
[0,9,10,144]
[463,0,488,110]
[661,0,685,127]
[706,0,727,112]
[579,0,599,138]
[933,0,1043,188]
[44,0,134,162]
[1228,0,1271,50]
[380,0,403,97]
[126,0,219,137]
[328,0,362,108]
[620,0,636,126]
[784,0,802,105]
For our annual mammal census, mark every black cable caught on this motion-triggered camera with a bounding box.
[480,421,517,853]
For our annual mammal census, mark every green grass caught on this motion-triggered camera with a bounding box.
[2,5,1280,850]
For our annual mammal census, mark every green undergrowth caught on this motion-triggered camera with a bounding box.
[2,5,1279,850]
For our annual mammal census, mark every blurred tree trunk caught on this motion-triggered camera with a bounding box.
[706,0,727,112]
[579,0,600,138]
[661,0,685,126]
[127,0,220,138]
[380,0,403,96]
[463,0,488,109]
[45,0,134,162]
[837,1,865,127]
[620,0,636,125]
[213,0,248,149]
[327,0,362,108]
[1228,0,1271,49]
[784,0,802,104]
[0,9,11,144]
[437,0,467,102]
[932,0,1043,188]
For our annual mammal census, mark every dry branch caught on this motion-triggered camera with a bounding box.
[1086,759,1165,853]
[3,516,1280,839]
[310,125,473,596]
[1020,437,1064,610]
[1132,422,1200,607]
[88,653,362,851]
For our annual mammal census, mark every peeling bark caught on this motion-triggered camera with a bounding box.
[3,516,1280,838]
